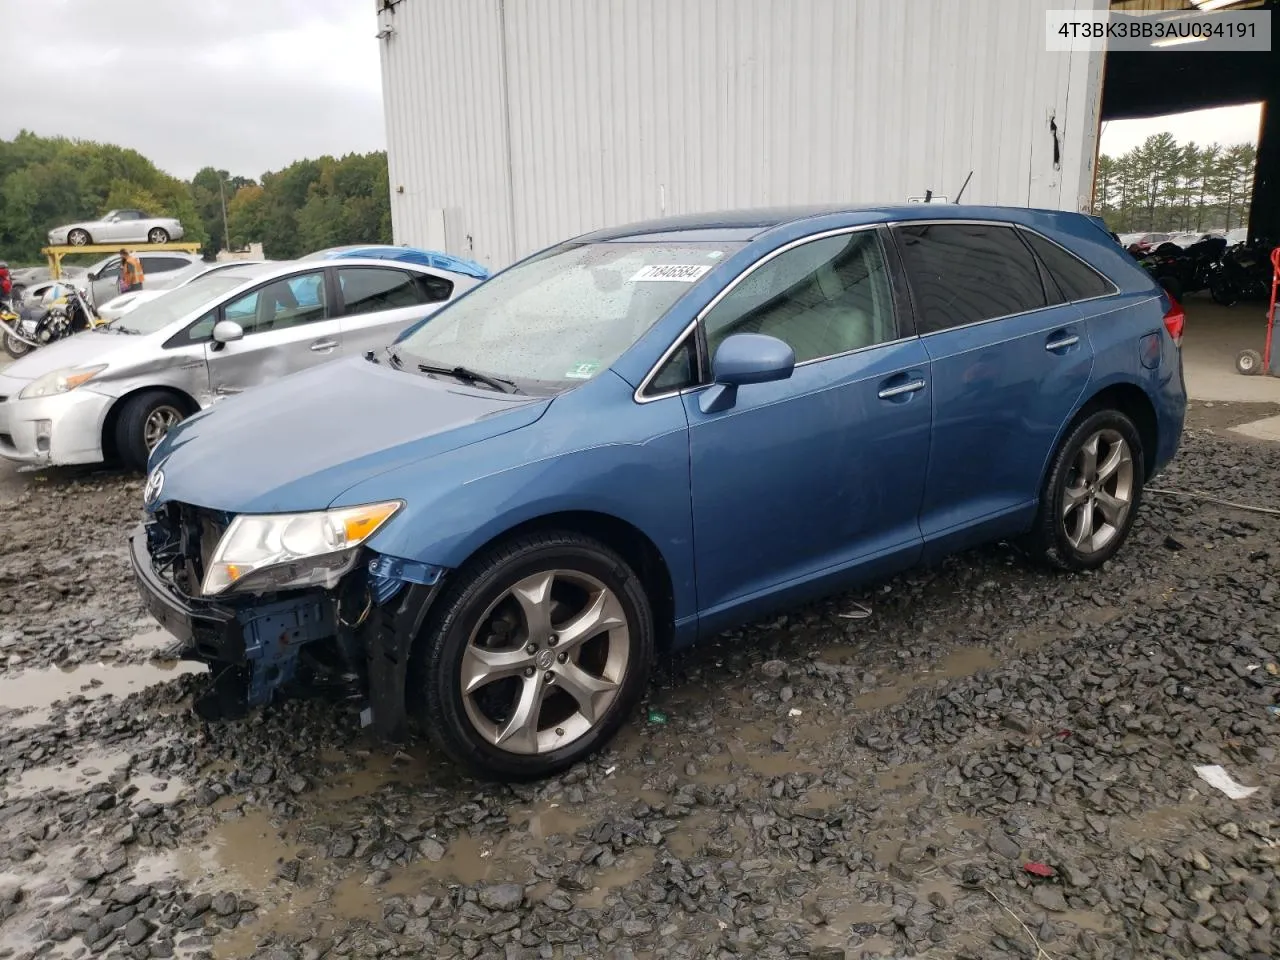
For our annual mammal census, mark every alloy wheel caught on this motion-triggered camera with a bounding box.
[143,405,182,451]
[1061,428,1134,555]
[461,569,630,755]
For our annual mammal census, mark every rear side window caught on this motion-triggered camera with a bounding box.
[894,223,1046,333]
[143,257,191,272]
[338,267,452,315]
[1022,231,1116,303]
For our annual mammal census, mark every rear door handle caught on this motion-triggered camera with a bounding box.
[1045,334,1080,352]
[310,339,338,352]
[878,378,926,399]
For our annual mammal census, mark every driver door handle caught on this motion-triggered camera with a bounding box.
[878,378,926,399]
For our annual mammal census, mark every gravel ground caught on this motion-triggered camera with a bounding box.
[1,400,1278,960]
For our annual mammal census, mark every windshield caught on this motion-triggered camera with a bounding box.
[397,241,740,390]
[111,275,246,334]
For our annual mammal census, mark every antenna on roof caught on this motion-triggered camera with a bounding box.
[924,190,933,203]
[954,170,974,204]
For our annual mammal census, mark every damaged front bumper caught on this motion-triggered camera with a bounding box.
[128,512,447,740]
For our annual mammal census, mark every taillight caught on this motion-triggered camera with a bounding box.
[1163,295,1185,347]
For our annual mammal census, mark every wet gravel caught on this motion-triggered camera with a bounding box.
[1,401,1279,960]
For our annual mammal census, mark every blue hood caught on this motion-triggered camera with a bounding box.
[150,358,550,514]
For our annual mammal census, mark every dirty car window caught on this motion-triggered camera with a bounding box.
[397,241,741,389]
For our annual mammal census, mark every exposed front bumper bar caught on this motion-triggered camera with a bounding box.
[129,521,446,738]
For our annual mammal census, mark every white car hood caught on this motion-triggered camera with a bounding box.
[0,329,148,383]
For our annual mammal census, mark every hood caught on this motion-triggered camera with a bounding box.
[0,329,147,383]
[150,357,551,514]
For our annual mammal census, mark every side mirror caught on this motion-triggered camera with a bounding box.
[701,333,795,413]
[211,319,244,346]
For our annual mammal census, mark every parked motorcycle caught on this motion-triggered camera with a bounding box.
[1139,236,1227,300]
[0,283,98,358]
[1210,241,1276,307]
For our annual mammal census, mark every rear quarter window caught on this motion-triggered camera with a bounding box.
[1020,230,1118,303]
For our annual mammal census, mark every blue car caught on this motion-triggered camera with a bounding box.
[130,205,1186,779]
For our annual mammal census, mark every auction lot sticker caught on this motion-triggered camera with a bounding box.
[629,264,712,282]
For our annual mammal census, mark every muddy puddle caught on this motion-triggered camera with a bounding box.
[855,645,999,711]
[0,659,206,727]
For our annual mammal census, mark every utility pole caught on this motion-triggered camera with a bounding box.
[219,176,231,254]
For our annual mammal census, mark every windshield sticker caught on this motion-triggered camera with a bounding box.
[628,264,712,283]
[707,251,723,259]
[564,361,601,379]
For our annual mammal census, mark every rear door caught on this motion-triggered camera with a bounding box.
[334,266,455,354]
[891,221,1093,558]
[203,269,342,397]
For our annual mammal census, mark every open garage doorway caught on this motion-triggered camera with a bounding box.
[1101,0,1280,398]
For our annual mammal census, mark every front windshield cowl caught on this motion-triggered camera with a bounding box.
[395,240,741,391]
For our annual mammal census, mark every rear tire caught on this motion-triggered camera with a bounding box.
[113,390,187,472]
[3,331,33,359]
[68,229,91,246]
[147,227,170,244]
[1210,277,1237,306]
[1024,409,1145,572]
[1236,349,1263,376]
[411,531,654,781]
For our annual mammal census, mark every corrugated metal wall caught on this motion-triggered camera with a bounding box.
[378,0,1106,268]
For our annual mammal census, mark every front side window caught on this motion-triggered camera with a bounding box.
[894,223,1046,334]
[645,336,698,396]
[223,272,327,335]
[397,241,742,392]
[703,230,896,364]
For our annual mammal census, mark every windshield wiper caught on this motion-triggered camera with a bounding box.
[112,325,141,335]
[385,347,403,368]
[417,362,520,394]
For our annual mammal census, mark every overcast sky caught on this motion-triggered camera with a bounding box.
[0,0,384,181]
[1100,102,1263,156]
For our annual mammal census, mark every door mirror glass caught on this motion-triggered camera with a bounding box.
[712,333,795,386]
[212,319,244,344]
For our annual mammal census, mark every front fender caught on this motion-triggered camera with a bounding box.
[345,377,697,621]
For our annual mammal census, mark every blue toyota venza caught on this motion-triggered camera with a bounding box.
[130,205,1186,779]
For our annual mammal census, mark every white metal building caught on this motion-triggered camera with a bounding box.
[376,0,1108,269]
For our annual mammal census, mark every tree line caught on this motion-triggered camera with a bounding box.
[0,131,392,265]
[1096,132,1256,235]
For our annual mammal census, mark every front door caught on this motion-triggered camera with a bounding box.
[891,221,1095,556]
[684,228,932,625]
[204,270,343,397]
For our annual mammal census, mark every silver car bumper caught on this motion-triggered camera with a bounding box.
[0,376,111,466]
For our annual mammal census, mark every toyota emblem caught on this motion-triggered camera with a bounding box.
[143,467,165,506]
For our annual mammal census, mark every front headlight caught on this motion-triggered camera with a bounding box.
[202,500,403,596]
[19,365,108,400]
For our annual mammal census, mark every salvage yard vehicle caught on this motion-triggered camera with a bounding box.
[131,204,1187,781]
[0,257,480,471]
[96,259,269,322]
[48,209,186,246]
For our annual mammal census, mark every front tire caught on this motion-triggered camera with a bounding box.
[1210,277,1237,306]
[113,390,187,471]
[67,229,91,246]
[412,531,654,780]
[1024,409,1145,572]
[147,227,170,244]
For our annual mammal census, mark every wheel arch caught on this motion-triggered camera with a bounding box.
[1038,380,1159,493]
[431,509,678,654]
[101,385,200,464]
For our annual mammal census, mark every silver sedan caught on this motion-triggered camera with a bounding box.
[0,258,479,470]
[47,209,185,246]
